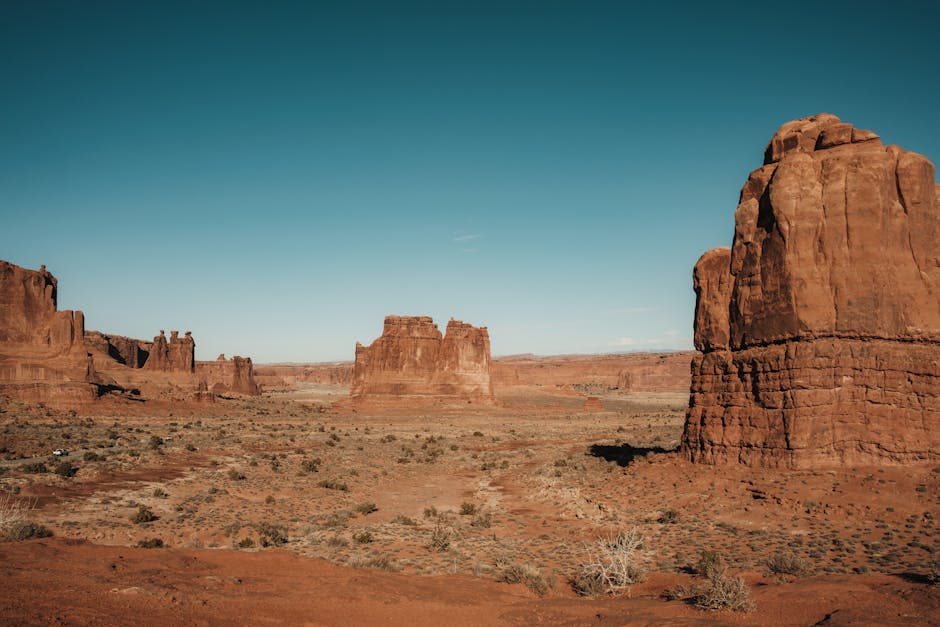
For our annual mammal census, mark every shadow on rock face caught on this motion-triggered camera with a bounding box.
[587,443,675,467]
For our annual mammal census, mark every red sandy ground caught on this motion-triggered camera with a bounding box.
[1,538,937,626]
[0,386,937,626]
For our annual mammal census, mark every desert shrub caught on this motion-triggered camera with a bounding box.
[765,550,811,576]
[355,502,377,515]
[0,494,30,532]
[83,452,104,462]
[392,515,417,526]
[658,509,680,524]
[471,513,492,528]
[256,522,288,547]
[423,506,438,518]
[148,435,164,450]
[152,487,168,498]
[352,530,374,544]
[227,469,246,481]
[927,561,940,586]
[21,462,48,474]
[459,502,477,516]
[185,443,197,452]
[317,478,348,491]
[299,458,321,474]
[136,537,164,548]
[497,563,553,596]
[429,525,450,552]
[237,537,255,549]
[265,495,276,505]
[5,522,53,541]
[326,535,349,548]
[695,549,723,578]
[131,505,157,524]
[694,572,755,612]
[380,434,397,443]
[53,461,78,478]
[572,529,646,597]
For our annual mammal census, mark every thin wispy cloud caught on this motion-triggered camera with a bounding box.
[453,233,481,243]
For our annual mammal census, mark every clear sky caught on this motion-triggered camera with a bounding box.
[2,1,938,362]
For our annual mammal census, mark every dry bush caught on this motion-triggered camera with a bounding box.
[572,529,646,596]
[765,550,811,577]
[0,493,29,531]
[131,505,157,524]
[429,525,450,551]
[496,562,553,596]
[694,571,755,612]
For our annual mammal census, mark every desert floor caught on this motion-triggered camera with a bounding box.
[0,385,937,625]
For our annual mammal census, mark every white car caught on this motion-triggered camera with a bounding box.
[52,449,69,456]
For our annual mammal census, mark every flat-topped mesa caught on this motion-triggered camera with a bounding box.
[194,355,261,396]
[352,315,494,401]
[682,114,940,468]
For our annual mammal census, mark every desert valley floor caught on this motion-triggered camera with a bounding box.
[1,383,937,626]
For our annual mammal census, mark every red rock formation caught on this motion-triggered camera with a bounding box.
[352,316,494,401]
[195,354,260,396]
[0,261,101,403]
[84,331,147,368]
[682,114,940,467]
[143,330,194,372]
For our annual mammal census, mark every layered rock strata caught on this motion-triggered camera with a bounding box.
[0,261,102,402]
[352,316,494,401]
[682,114,940,467]
[195,354,260,396]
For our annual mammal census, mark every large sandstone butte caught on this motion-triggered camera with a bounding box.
[682,113,940,467]
[352,315,494,402]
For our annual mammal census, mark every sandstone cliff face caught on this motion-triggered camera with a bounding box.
[195,354,261,396]
[352,316,494,401]
[0,261,100,403]
[682,114,940,467]
[143,330,194,372]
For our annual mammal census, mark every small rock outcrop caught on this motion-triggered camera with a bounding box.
[682,114,940,467]
[352,316,494,401]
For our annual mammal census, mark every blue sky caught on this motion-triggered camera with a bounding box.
[2,1,938,362]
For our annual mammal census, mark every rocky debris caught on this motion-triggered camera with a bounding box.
[352,315,494,401]
[195,355,260,396]
[682,114,940,467]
